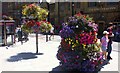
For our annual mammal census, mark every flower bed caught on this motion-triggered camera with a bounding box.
[57,12,103,72]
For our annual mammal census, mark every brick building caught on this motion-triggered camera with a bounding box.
[2,2,120,34]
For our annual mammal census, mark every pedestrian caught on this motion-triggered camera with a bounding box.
[107,33,114,60]
[17,25,23,45]
[49,25,54,40]
[100,31,109,60]
[22,31,29,42]
[107,24,114,60]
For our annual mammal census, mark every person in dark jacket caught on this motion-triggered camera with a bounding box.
[17,29,23,44]
[107,23,114,60]
[22,31,29,42]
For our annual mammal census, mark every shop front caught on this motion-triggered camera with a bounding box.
[0,20,15,46]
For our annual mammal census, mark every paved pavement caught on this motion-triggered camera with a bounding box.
[0,34,119,72]
[100,41,119,72]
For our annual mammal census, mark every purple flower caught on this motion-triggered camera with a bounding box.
[88,22,98,31]
[59,26,75,38]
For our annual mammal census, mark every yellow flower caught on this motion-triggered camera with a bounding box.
[72,42,74,44]
[65,39,67,42]
[72,45,75,48]
[83,44,86,48]
[76,40,78,43]
[23,5,27,8]
[22,12,25,15]
[69,41,71,44]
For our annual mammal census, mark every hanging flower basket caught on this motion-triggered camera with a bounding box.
[21,3,53,54]
[22,3,48,21]
[21,3,52,33]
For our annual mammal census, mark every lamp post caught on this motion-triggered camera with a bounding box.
[3,20,7,45]
[38,0,53,42]
[98,0,105,37]
[46,0,55,42]
[45,2,50,42]
[72,2,74,16]
[34,0,43,54]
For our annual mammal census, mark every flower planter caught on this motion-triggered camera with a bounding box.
[57,12,103,72]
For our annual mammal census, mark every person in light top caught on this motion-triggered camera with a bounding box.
[100,31,109,60]
[49,25,54,40]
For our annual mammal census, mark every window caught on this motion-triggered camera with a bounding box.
[88,2,97,7]
[107,2,118,6]
[67,2,70,10]
[59,3,65,11]
[50,4,55,12]
[76,2,80,8]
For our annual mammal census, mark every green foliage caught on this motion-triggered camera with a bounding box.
[39,22,52,32]
[21,24,33,33]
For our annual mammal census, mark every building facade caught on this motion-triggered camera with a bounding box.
[2,2,120,34]
[2,2,32,26]
[47,2,120,24]
[46,2,120,34]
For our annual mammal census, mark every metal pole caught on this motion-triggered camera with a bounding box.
[72,2,74,16]
[58,2,59,23]
[36,29,38,54]
[35,0,42,54]
[46,3,49,42]
[4,20,7,46]
[46,30,48,42]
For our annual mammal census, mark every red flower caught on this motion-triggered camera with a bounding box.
[80,33,84,37]
[26,20,35,27]
[83,15,86,18]
[83,42,86,45]
[42,20,47,22]
[36,21,42,26]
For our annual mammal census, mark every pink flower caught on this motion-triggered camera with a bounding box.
[29,4,35,7]
[76,12,81,16]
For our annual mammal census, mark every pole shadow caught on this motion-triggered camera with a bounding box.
[7,52,43,62]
